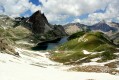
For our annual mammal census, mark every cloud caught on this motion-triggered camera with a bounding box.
[0,0,42,17]
[0,0,119,25]
[76,0,119,25]
[39,0,111,24]
[0,0,33,17]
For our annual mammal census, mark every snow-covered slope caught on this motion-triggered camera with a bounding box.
[0,48,119,80]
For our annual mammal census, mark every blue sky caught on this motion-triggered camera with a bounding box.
[0,0,119,25]
[29,0,42,6]
[20,0,41,17]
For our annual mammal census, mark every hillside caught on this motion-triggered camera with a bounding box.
[0,15,16,29]
[50,32,118,64]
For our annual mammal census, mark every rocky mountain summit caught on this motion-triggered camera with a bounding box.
[28,10,52,34]
[27,10,66,36]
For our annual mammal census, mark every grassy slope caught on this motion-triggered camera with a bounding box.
[50,32,118,63]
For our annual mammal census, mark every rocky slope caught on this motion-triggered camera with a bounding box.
[64,23,89,35]
[0,38,18,55]
[0,15,16,29]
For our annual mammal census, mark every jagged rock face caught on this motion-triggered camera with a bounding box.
[89,21,117,32]
[28,10,52,34]
[53,25,67,36]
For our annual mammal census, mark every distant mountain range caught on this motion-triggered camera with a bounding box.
[89,20,118,32]
[64,20,119,35]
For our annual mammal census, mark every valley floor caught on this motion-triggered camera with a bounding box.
[0,48,119,80]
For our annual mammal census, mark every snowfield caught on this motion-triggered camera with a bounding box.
[0,48,119,80]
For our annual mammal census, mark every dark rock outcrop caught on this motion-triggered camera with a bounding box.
[28,10,52,34]
[53,25,67,37]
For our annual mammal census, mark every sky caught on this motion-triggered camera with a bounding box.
[0,0,119,25]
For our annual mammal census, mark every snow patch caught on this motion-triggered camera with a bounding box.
[82,50,91,54]
[91,58,101,62]
[78,35,88,42]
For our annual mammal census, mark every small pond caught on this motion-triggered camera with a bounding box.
[32,37,68,50]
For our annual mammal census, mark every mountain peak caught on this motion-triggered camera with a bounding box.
[28,10,51,34]
[33,10,42,15]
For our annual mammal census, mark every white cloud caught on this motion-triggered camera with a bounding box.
[39,0,111,24]
[0,0,119,25]
[79,0,119,25]
[30,4,41,13]
[0,0,33,17]
[0,0,41,17]
[73,18,81,23]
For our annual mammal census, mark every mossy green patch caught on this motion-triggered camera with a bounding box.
[50,51,86,63]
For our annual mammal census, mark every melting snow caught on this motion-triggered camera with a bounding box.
[91,58,101,62]
[83,50,91,54]
[0,48,119,80]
